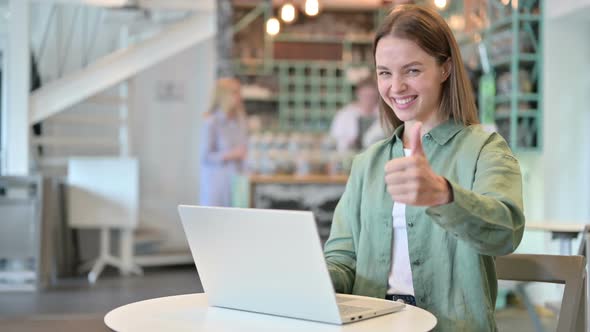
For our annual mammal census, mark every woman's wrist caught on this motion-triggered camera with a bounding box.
[437,176,453,206]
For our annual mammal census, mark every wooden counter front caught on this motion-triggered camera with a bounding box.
[232,174,349,242]
[248,174,348,185]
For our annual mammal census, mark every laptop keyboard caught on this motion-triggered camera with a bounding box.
[336,297,355,304]
[338,304,370,316]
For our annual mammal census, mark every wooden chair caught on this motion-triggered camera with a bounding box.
[496,254,587,332]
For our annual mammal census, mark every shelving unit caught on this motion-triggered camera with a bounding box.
[233,1,543,148]
[276,61,353,131]
[0,176,45,291]
[479,0,543,151]
[232,4,382,132]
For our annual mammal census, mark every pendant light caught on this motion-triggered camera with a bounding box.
[304,0,320,17]
[280,2,297,23]
[266,17,281,36]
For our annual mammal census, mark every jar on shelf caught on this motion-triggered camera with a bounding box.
[326,152,345,176]
[320,135,338,152]
[309,150,327,175]
[287,133,301,153]
[273,133,289,150]
[295,151,312,176]
[258,132,274,152]
[274,150,296,175]
[258,151,277,175]
[248,134,260,152]
[245,150,260,174]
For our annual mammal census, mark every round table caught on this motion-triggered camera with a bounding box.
[105,293,437,332]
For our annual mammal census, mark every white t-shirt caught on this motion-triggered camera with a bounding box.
[329,104,382,151]
[387,148,415,296]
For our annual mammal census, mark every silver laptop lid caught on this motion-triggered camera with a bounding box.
[178,205,342,324]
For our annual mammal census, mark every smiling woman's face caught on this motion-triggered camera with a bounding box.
[375,35,450,130]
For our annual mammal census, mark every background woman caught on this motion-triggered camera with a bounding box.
[199,78,248,207]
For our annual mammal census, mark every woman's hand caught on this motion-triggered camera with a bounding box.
[384,122,452,206]
[223,145,247,162]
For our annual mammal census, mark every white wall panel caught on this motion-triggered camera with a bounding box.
[130,38,216,251]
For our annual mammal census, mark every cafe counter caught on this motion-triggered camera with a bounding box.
[232,174,348,242]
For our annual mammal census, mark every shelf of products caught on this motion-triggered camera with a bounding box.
[231,127,354,243]
[245,131,355,177]
[477,0,543,151]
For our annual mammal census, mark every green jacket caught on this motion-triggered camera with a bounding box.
[324,120,525,332]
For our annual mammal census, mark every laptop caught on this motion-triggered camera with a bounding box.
[177,205,404,325]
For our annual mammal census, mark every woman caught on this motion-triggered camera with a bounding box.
[199,78,248,206]
[329,77,382,151]
[323,5,525,331]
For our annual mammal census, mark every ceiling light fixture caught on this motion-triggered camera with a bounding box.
[266,17,281,36]
[434,0,447,9]
[280,3,297,23]
[304,0,320,17]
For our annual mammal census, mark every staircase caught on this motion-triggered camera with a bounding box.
[30,1,214,175]
[33,86,130,176]
[29,2,214,175]
[22,0,216,273]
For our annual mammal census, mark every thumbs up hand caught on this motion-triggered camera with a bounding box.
[384,122,453,206]
[409,121,425,157]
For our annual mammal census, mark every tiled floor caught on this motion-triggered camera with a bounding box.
[0,266,203,317]
[0,266,557,332]
[0,266,202,332]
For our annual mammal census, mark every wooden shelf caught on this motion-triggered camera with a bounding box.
[494,93,539,104]
[490,53,538,68]
[248,174,348,185]
[495,110,538,120]
[486,13,540,33]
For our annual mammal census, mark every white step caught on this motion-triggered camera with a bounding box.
[48,113,123,126]
[31,136,120,148]
[84,94,128,108]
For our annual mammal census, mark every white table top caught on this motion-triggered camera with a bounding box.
[104,293,437,332]
[526,222,587,233]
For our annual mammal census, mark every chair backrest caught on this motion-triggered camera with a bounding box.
[577,225,590,256]
[577,225,590,332]
[496,254,586,332]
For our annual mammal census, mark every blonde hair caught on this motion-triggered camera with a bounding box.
[207,78,245,116]
[373,4,479,133]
